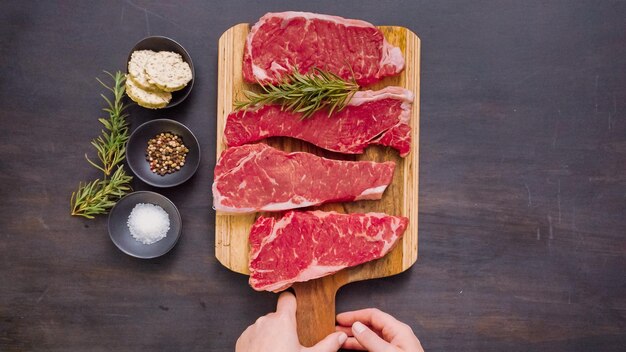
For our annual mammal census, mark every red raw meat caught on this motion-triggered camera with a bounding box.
[212,144,395,214]
[225,87,413,157]
[249,210,408,292]
[243,11,405,86]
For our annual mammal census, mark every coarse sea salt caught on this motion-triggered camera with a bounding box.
[127,203,170,245]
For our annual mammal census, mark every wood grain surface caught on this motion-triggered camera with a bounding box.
[215,24,420,345]
[1,2,626,351]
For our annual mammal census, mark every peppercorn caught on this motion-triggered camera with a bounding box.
[146,132,189,176]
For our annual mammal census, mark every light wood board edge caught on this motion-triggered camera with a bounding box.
[402,28,420,271]
[215,23,250,274]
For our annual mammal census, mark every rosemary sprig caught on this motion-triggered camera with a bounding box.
[86,72,130,176]
[70,167,133,219]
[70,71,133,219]
[234,67,359,119]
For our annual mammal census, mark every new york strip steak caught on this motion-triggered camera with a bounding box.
[249,210,408,292]
[225,87,413,157]
[243,11,405,86]
[212,144,395,214]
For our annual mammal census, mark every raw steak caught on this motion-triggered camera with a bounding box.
[243,11,405,86]
[249,210,408,292]
[212,144,395,214]
[225,87,413,157]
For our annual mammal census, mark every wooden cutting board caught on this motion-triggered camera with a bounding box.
[215,23,420,346]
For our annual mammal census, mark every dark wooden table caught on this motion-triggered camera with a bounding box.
[1,1,625,351]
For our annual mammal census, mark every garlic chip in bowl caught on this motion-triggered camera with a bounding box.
[144,51,193,92]
[127,50,160,91]
[125,75,171,109]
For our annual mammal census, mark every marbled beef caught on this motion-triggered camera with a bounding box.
[225,87,413,157]
[243,11,405,86]
[249,210,408,292]
[212,144,395,214]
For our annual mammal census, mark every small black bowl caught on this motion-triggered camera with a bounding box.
[126,119,200,187]
[127,36,194,108]
[108,191,182,259]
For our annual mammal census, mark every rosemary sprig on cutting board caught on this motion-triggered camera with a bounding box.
[234,67,359,119]
[70,71,132,219]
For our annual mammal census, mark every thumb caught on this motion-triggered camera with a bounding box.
[351,321,392,352]
[305,331,347,352]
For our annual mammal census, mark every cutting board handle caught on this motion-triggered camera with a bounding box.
[292,273,348,347]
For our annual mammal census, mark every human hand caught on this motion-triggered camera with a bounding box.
[335,308,424,351]
[236,291,348,352]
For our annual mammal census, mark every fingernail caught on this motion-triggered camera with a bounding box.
[338,332,347,344]
[353,321,366,334]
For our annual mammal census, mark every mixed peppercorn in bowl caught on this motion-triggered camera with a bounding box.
[126,119,200,188]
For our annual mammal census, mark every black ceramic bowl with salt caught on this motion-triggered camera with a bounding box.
[108,191,182,259]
